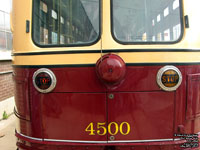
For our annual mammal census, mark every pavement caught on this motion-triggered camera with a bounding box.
[0,114,17,150]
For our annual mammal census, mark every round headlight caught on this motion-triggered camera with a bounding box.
[33,68,57,93]
[157,66,182,91]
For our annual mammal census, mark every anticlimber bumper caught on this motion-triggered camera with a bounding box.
[15,130,200,150]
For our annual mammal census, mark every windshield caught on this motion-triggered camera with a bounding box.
[112,0,182,43]
[33,0,100,46]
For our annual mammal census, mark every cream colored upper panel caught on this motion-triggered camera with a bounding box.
[12,0,200,54]
[12,51,200,66]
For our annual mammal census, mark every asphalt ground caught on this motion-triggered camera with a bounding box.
[0,114,17,150]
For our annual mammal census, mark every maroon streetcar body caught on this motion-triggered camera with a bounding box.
[12,0,200,149]
[14,64,200,150]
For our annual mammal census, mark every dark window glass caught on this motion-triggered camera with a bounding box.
[112,0,182,43]
[33,0,100,46]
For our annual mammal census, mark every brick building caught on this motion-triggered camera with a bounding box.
[0,0,14,119]
[0,61,13,101]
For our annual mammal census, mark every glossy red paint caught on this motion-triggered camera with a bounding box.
[48,67,106,92]
[13,75,30,120]
[41,93,107,141]
[96,54,126,87]
[107,92,174,141]
[186,74,200,120]
[13,65,200,150]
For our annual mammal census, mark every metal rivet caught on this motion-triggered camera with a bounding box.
[108,94,114,99]
[110,136,115,141]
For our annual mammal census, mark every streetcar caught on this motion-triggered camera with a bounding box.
[12,0,200,149]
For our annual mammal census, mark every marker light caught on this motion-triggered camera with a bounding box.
[33,68,57,93]
[96,54,126,85]
[157,66,182,91]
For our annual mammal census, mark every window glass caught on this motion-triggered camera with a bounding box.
[0,1,13,54]
[0,31,6,49]
[112,0,182,43]
[5,14,10,31]
[33,0,100,46]
[0,11,4,30]
[6,32,12,50]
[0,31,12,50]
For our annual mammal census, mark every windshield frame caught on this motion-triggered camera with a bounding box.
[32,0,102,48]
[111,0,184,45]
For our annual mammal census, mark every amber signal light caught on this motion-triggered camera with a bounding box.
[157,66,182,91]
[161,70,179,87]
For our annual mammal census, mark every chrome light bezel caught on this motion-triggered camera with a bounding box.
[33,68,57,93]
[157,65,182,91]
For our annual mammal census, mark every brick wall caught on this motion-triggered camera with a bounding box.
[0,60,14,102]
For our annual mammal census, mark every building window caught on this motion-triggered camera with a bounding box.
[0,0,13,60]
[0,11,12,51]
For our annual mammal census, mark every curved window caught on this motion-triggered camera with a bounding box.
[33,0,100,46]
[111,0,183,44]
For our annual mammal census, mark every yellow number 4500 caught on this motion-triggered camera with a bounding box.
[85,122,130,136]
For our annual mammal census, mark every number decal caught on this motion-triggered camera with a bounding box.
[108,122,119,135]
[85,122,95,135]
[85,122,131,136]
[97,122,107,135]
[120,122,130,135]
